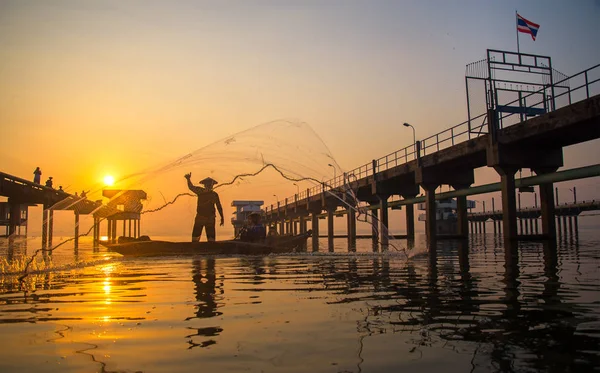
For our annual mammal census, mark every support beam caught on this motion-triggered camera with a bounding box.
[74,212,80,249]
[370,207,379,252]
[327,208,334,252]
[48,210,54,248]
[422,184,439,243]
[378,195,389,249]
[107,219,112,243]
[405,203,415,239]
[537,179,557,240]
[311,212,320,252]
[347,208,356,251]
[494,166,518,254]
[456,195,469,238]
[8,200,20,237]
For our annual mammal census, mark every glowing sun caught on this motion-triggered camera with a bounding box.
[103,175,115,186]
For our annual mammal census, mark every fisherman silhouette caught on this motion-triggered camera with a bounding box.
[45,177,53,188]
[33,167,42,184]
[185,173,224,242]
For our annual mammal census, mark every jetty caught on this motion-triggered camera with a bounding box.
[264,49,600,263]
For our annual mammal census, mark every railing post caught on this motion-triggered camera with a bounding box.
[416,141,422,166]
[585,71,590,98]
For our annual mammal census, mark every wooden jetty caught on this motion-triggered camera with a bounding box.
[0,171,146,248]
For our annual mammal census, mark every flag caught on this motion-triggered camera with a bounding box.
[517,14,540,40]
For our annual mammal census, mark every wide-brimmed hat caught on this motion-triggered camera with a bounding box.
[199,177,218,186]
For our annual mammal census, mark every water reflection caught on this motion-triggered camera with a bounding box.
[318,239,599,372]
[0,234,598,372]
[186,258,224,349]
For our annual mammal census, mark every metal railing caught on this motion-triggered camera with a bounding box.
[269,64,600,214]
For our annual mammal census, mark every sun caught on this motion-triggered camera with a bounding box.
[103,175,115,186]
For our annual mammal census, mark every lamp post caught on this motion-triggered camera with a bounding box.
[273,194,278,202]
[327,163,337,182]
[293,183,299,195]
[403,122,416,152]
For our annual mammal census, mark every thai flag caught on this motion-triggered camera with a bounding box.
[517,14,540,40]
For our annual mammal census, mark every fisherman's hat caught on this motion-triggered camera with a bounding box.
[199,177,218,186]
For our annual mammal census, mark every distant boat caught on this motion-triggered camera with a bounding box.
[100,230,312,257]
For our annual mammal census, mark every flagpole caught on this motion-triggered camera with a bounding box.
[516,10,520,54]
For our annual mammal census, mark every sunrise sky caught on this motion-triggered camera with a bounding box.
[1,0,599,236]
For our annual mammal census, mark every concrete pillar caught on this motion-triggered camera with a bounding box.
[537,180,557,240]
[574,216,579,234]
[494,166,518,247]
[112,219,117,243]
[129,219,132,237]
[122,220,126,238]
[370,207,379,252]
[556,216,562,237]
[293,220,298,235]
[8,200,20,237]
[137,219,141,238]
[48,210,54,247]
[406,203,415,239]
[568,216,573,237]
[493,219,497,235]
[379,196,389,249]
[347,208,356,251]
[528,219,534,235]
[327,208,334,252]
[519,218,524,235]
[74,212,80,249]
[311,212,320,252]
[562,216,568,236]
[534,218,539,234]
[42,208,49,249]
[422,184,439,243]
[93,218,99,243]
[107,219,112,242]
[456,195,468,238]
[299,215,307,251]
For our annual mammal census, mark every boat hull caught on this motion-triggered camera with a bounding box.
[100,231,312,257]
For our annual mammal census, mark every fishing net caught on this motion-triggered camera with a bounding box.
[3,119,409,290]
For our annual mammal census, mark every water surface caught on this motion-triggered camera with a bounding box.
[0,231,598,372]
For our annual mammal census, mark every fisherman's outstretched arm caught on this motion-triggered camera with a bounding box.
[185,173,203,194]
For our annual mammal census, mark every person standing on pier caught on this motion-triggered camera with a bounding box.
[45,177,53,188]
[33,167,42,184]
[185,173,224,242]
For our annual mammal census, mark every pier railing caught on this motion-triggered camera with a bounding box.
[270,64,600,214]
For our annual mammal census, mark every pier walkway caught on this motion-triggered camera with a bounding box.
[265,51,600,259]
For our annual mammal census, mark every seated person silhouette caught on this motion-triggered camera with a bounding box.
[240,212,266,243]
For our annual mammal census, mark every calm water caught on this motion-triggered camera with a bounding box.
[0,231,599,373]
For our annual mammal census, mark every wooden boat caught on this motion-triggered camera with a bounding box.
[100,230,312,257]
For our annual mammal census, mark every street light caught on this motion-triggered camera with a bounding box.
[273,194,278,202]
[403,122,416,148]
[327,163,336,180]
[293,183,299,195]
